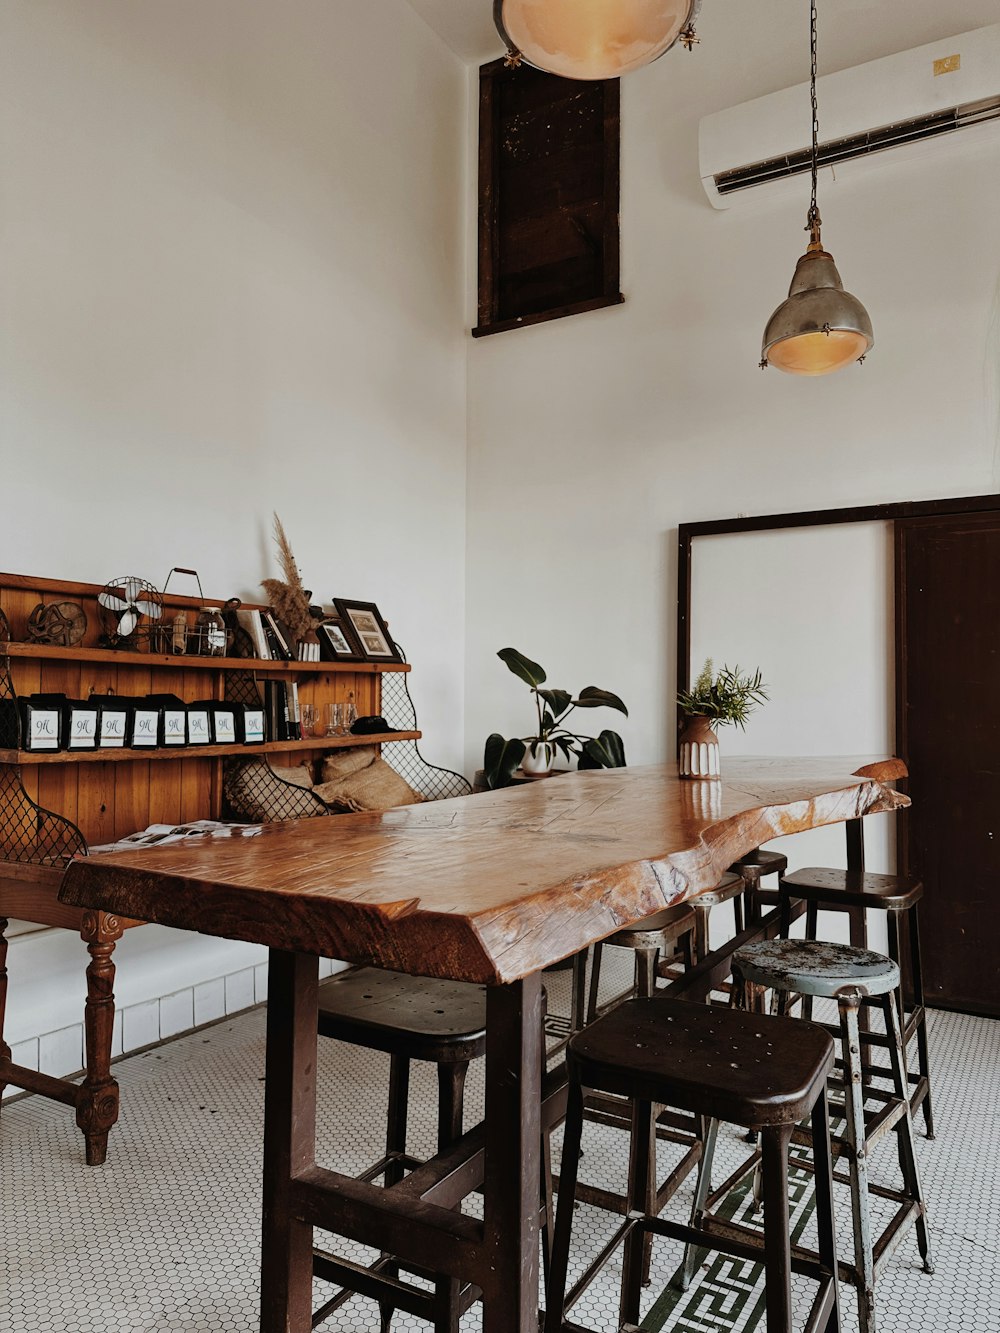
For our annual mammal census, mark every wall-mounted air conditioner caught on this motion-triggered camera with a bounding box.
[699,23,1000,209]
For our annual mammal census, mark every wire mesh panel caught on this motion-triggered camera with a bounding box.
[222,757,331,823]
[0,765,88,865]
[379,646,471,801]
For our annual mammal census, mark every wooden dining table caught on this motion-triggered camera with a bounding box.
[58,757,907,1333]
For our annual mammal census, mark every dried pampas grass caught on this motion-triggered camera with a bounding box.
[261,513,318,645]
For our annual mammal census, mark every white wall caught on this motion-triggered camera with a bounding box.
[465,1,1000,789]
[1,0,467,1075]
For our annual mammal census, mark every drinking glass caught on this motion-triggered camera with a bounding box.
[326,702,345,736]
[300,703,317,738]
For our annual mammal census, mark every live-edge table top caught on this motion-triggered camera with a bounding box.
[58,758,907,985]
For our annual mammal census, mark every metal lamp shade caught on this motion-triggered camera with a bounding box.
[762,247,874,376]
[494,0,699,80]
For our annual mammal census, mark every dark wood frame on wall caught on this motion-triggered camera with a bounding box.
[473,58,624,338]
[676,490,1000,1018]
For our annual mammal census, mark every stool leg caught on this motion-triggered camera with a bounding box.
[760,1123,794,1333]
[379,1056,411,1332]
[621,1098,656,1327]
[840,998,876,1333]
[801,903,818,1021]
[778,887,793,939]
[571,945,590,1034]
[744,868,761,926]
[693,905,710,964]
[810,1087,842,1333]
[907,908,935,1138]
[437,1061,468,1152]
[882,995,934,1275]
[385,1055,410,1186]
[732,891,744,937]
[676,1116,719,1291]
[680,926,694,972]
[544,1079,585,1333]
[635,947,657,999]
[587,943,604,1023]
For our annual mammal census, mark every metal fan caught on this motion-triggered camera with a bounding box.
[97,576,163,646]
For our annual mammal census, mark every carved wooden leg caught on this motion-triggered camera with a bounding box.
[0,917,11,1101]
[77,911,124,1165]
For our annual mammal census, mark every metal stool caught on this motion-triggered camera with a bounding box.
[545,998,841,1333]
[733,939,933,1333]
[689,869,746,961]
[731,847,789,924]
[779,867,934,1137]
[583,902,696,1024]
[315,968,488,1331]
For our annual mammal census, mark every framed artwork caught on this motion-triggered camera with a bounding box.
[318,620,363,663]
[333,599,403,664]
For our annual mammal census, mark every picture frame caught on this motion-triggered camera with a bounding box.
[318,619,363,663]
[333,599,403,664]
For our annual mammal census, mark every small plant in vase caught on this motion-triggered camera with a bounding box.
[483,647,628,789]
[676,659,768,780]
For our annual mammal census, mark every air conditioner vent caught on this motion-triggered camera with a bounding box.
[714,95,1000,197]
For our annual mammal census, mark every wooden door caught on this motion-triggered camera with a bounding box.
[897,512,1000,1015]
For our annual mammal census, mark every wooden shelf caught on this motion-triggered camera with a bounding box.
[1,642,409,674]
[0,732,420,765]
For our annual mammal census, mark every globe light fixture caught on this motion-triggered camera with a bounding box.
[493,0,702,82]
[760,2,873,375]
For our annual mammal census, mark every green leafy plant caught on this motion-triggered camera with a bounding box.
[676,658,768,731]
[483,647,628,789]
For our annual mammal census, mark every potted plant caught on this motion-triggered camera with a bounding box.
[483,647,628,789]
[675,659,768,779]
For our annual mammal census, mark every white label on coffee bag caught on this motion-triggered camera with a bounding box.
[243,710,265,743]
[132,710,159,746]
[163,711,186,744]
[187,711,210,743]
[68,709,98,748]
[214,711,236,743]
[29,710,60,750]
[101,711,128,747]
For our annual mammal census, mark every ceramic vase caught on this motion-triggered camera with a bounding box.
[678,715,720,780]
[521,740,556,776]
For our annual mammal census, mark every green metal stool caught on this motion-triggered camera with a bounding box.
[733,938,933,1333]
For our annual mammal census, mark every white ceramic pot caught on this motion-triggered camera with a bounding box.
[678,716,721,780]
[521,740,556,776]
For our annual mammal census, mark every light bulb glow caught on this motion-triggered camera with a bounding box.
[497,0,696,80]
[766,328,869,376]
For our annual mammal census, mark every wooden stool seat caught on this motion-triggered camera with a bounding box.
[736,848,789,876]
[318,967,487,1061]
[781,867,922,912]
[735,938,900,1000]
[545,999,841,1333]
[568,996,833,1127]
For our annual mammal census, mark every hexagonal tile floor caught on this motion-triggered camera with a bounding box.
[1,951,996,1332]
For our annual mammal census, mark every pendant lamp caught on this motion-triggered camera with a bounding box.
[760,2,873,375]
[493,0,701,82]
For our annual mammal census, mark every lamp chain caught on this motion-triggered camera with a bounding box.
[807,0,821,244]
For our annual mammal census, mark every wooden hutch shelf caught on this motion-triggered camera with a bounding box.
[0,567,422,1166]
[2,641,411,674]
[0,731,420,766]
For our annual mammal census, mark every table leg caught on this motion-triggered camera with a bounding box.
[77,910,124,1165]
[260,949,318,1333]
[482,973,543,1333]
[0,917,11,1098]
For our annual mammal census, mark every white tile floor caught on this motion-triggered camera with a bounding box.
[1,953,998,1333]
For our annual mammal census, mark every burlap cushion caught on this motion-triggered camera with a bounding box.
[320,747,378,782]
[268,762,315,789]
[225,760,327,823]
[314,758,422,812]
